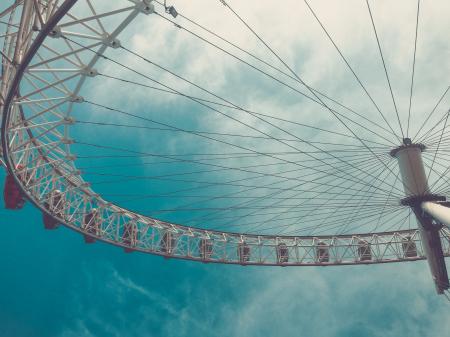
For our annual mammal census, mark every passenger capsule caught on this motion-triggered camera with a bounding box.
[42,190,64,230]
[199,238,213,260]
[316,241,330,263]
[123,222,138,253]
[276,243,289,263]
[402,236,417,258]
[43,211,58,230]
[238,242,250,264]
[82,208,100,244]
[358,239,372,261]
[160,231,176,255]
[3,173,25,210]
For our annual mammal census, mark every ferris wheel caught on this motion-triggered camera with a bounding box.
[1,0,450,296]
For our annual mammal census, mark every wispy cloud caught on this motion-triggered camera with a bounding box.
[57,259,450,337]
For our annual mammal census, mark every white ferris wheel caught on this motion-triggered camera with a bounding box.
[1,0,450,296]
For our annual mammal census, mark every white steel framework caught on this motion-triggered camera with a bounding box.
[1,0,450,294]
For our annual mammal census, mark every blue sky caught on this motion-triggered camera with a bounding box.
[1,197,450,337]
[2,1,450,336]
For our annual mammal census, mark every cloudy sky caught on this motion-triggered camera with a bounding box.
[1,0,450,336]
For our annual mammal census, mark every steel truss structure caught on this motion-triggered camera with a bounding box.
[1,0,450,294]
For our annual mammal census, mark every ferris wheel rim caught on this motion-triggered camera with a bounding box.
[1,0,450,265]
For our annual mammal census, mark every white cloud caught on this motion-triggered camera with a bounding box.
[23,0,450,232]
[57,260,450,337]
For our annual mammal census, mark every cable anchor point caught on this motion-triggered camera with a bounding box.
[164,0,178,18]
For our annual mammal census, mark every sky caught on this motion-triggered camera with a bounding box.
[1,201,450,337]
[1,0,450,336]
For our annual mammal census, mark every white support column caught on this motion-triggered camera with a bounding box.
[422,202,450,229]
[393,142,449,294]
[394,144,429,196]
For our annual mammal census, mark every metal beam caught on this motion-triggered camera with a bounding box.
[393,142,450,294]
[422,202,450,229]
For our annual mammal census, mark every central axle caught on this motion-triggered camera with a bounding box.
[391,138,449,294]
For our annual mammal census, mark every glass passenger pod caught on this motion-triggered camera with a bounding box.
[357,239,372,261]
[316,241,330,263]
[160,231,177,256]
[82,208,101,244]
[3,165,27,210]
[402,235,418,258]
[238,241,251,264]
[276,242,289,264]
[122,222,138,253]
[199,238,213,260]
[42,189,65,230]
